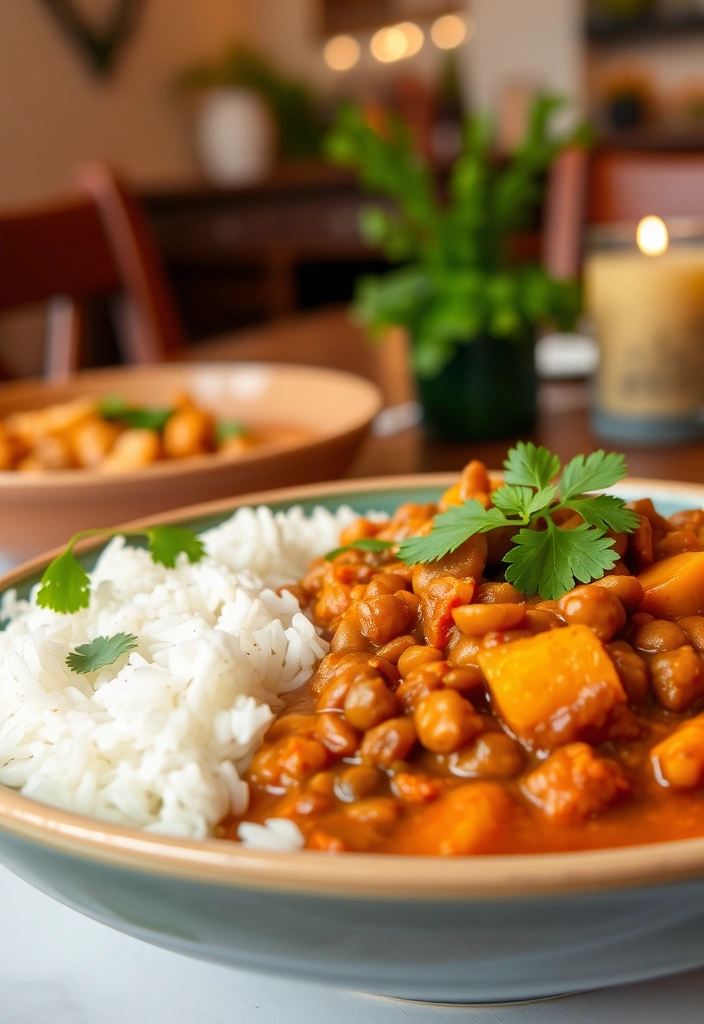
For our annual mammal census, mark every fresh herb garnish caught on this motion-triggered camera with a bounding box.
[216,420,247,443]
[146,525,205,568]
[325,538,396,561]
[99,395,173,433]
[36,525,206,614]
[397,443,639,600]
[66,633,138,674]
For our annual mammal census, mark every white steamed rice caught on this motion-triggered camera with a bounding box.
[0,504,365,840]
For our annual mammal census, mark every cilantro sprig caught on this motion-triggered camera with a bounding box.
[36,525,205,614]
[66,633,138,674]
[325,538,396,561]
[397,443,639,600]
[99,395,174,433]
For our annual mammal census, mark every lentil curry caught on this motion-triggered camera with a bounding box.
[229,459,704,856]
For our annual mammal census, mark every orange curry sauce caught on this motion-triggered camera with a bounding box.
[226,460,704,855]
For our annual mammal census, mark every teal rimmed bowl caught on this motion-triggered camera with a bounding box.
[2,474,704,1004]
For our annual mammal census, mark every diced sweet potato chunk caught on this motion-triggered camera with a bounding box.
[652,715,704,789]
[522,743,631,822]
[638,552,704,620]
[478,625,626,749]
[396,782,513,855]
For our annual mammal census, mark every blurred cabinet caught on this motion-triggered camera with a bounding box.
[142,165,387,340]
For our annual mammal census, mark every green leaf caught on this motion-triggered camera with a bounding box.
[398,501,509,565]
[325,538,396,561]
[529,485,560,516]
[36,548,91,615]
[99,396,173,433]
[146,526,206,568]
[216,420,247,443]
[491,484,535,518]
[34,524,207,615]
[559,451,628,502]
[561,495,639,534]
[411,333,455,378]
[66,633,138,674]
[491,483,558,520]
[503,442,561,490]
[503,522,620,601]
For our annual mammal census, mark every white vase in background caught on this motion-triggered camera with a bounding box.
[196,87,275,187]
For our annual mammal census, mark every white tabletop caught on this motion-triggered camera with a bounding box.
[2,865,703,1023]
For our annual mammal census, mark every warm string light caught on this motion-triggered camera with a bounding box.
[325,12,470,69]
[431,13,471,49]
[636,216,669,257]
[370,24,410,63]
[323,34,361,71]
[397,21,425,58]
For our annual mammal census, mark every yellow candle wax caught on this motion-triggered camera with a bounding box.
[586,246,704,422]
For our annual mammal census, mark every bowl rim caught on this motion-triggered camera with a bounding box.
[0,362,382,490]
[2,471,704,900]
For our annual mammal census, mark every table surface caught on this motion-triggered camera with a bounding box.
[194,306,704,484]
[7,307,704,1021]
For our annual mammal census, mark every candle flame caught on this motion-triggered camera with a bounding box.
[636,216,669,257]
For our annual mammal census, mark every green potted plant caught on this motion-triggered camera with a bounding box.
[177,46,323,185]
[325,97,586,441]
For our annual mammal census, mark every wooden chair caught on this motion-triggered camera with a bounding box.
[0,164,186,380]
[543,148,704,280]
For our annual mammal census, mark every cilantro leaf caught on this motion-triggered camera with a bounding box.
[99,396,173,433]
[492,483,558,520]
[503,442,560,490]
[562,495,640,534]
[146,526,206,568]
[491,484,534,519]
[503,522,620,601]
[398,501,509,565]
[36,548,90,614]
[559,451,628,501]
[35,524,206,614]
[66,632,138,674]
[395,442,637,598]
[325,538,396,561]
[216,420,247,443]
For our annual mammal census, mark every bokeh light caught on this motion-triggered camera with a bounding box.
[431,13,469,49]
[397,22,425,58]
[323,35,361,72]
[370,25,409,63]
[636,215,669,256]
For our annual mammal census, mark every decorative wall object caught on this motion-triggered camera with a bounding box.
[38,0,145,77]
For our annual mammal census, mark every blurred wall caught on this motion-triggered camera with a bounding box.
[240,0,473,104]
[469,0,583,113]
[0,0,244,208]
[241,0,583,111]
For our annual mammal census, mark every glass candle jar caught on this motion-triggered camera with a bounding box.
[586,217,704,444]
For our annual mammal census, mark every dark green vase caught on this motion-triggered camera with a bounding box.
[415,333,537,442]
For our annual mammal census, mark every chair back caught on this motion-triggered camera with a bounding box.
[0,164,186,380]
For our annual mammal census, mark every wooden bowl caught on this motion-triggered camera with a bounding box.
[0,362,381,561]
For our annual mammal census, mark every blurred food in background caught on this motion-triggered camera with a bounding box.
[0,392,302,473]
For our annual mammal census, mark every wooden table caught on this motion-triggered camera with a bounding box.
[192,306,704,484]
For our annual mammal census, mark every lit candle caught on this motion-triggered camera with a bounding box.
[587,217,704,444]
